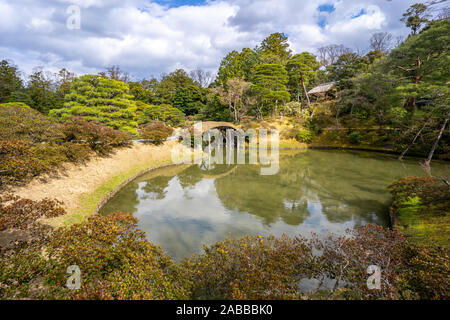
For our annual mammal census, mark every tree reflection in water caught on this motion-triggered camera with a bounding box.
[100,149,446,260]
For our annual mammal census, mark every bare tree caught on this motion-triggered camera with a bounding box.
[316,44,353,66]
[104,65,131,83]
[394,35,404,48]
[369,32,393,53]
[189,68,214,88]
[215,78,251,123]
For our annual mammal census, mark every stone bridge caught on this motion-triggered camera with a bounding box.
[197,121,239,134]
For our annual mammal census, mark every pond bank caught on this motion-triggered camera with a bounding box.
[5,141,183,228]
[388,177,449,247]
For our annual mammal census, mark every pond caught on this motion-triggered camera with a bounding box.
[100,149,447,261]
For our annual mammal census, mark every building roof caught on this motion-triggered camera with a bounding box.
[308,81,336,95]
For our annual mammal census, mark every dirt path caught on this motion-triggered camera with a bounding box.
[6,141,184,227]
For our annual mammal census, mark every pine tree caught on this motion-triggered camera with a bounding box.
[252,64,290,116]
[49,75,139,135]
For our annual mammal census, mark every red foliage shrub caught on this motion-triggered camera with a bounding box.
[140,121,174,145]
[61,117,132,153]
[0,194,65,231]
[182,235,315,300]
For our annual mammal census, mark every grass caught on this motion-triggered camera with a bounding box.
[389,178,450,248]
[394,197,449,248]
[60,158,174,226]
[40,142,199,228]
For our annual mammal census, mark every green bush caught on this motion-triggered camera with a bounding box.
[139,104,185,127]
[0,103,63,143]
[349,131,361,144]
[140,122,174,145]
[295,129,315,143]
[0,104,132,186]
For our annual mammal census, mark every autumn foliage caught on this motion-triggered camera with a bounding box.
[1,195,448,300]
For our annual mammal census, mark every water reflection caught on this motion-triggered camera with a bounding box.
[100,149,447,261]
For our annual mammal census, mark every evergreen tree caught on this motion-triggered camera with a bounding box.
[0,60,28,104]
[389,19,450,114]
[259,33,292,65]
[401,3,431,35]
[252,64,290,116]
[49,75,139,135]
[286,53,320,106]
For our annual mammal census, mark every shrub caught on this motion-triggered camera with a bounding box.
[0,194,65,231]
[138,104,185,127]
[0,103,63,143]
[182,235,315,300]
[0,140,46,184]
[313,225,408,300]
[61,117,131,154]
[280,128,299,140]
[44,213,189,300]
[140,122,174,145]
[296,129,315,143]
[349,131,361,144]
[0,105,132,186]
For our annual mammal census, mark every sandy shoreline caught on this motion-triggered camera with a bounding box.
[4,141,181,227]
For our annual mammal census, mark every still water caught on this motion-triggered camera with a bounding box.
[100,149,446,261]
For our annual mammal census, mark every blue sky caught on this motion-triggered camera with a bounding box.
[0,0,419,79]
[154,0,208,7]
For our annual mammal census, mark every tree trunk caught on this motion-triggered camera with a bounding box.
[425,117,449,165]
[335,107,340,129]
[301,75,311,108]
[399,120,430,160]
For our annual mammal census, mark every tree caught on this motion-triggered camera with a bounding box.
[102,65,131,83]
[286,53,320,107]
[138,104,185,127]
[389,19,450,114]
[370,32,393,53]
[27,68,59,114]
[0,60,27,104]
[259,33,292,65]
[154,69,198,105]
[317,44,353,67]
[252,64,290,116]
[216,48,260,87]
[173,85,204,116]
[216,78,251,123]
[189,68,214,88]
[401,3,431,35]
[49,75,139,135]
[327,53,369,90]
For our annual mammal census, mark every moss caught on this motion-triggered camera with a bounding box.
[388,177,450,247]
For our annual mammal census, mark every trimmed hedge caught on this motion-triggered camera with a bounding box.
[0,103,131,186]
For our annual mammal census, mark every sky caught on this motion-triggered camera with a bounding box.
[0,0,420,80]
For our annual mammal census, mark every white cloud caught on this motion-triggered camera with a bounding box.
[0,0,417,80]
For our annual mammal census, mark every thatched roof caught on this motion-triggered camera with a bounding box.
[308,82,336,95]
